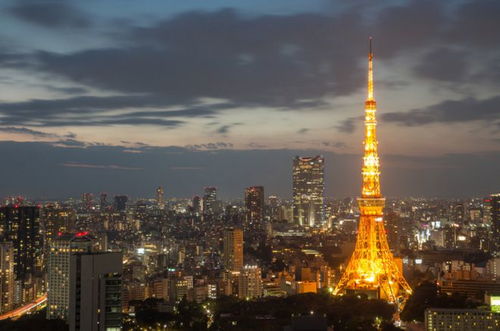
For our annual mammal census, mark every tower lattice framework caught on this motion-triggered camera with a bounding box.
[333,38,412,308]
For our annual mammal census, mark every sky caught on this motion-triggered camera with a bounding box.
[0,0,498,200]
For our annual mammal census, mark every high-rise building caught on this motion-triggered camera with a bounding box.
[99,193,108,211]
[292,156,325,226]
[238,265,263,299]
[69,252,122,331]
[487,193,500,253]
[245,186,264,223]
[113,195,128,212]
[268,195,280,221]
[156,186,165,210]
[192,196,202,213]
[0,206,43,304]
[333,39,412,310]
[82,193,93,211]
[47,232,93,320]
[0,242,14,313]
[223,228,243,272]
[203,187,217,215]
[42,205,76,245]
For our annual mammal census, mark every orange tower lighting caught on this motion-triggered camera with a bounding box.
[333,38,412,309]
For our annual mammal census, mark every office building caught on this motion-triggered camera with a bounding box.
[82,193,93,211]
[42,205,76,244]
[245,186,264,224]
[0,206,43,304]
[47,232,93,320]
[425,308,500,331]
[192,196,201,213]
[113,195,128,212]
[203,187,217,215]
[292,156,325,226]
[156,186,165,210]
[99,193,108,211]
[0,242,14,313]
[69,252,122,331]
[439,278,500,301]
[486,193,500,253]
[238,265,263,299]
[223,228,243,272]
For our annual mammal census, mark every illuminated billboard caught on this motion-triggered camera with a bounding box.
[490,296,500,313]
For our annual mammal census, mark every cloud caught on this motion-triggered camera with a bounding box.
[335,116,361,133]
[447,0,500,48]
[0,96,231,127]
[372,0,445,57]
[62,162,142,171]
[8,2,91,28]
[216,125,232,135]
[0,126,58,138]
[382,96,500,126]
[247,142,267,149]
[25,8,370,109]
[169,166,204,171]
[297,128,309,134]
[53,139,87,148]
[185,142,234,151]
[215,122,243,135]
[46,86,88,95]
[322,141,347,149]
[414,47,469,82]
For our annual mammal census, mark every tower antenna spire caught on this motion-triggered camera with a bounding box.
[367,37,374,101]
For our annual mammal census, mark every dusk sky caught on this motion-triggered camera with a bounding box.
[0,0,498,199]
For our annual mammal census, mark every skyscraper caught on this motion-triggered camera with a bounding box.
[223,228,244,272]
[69,252,122,331]
[245,186,264,223]
[47,232,93,320]
[333,39,412,309]
[99,193,108,211]
[192,196,202,213]
[487,193,500,253]
[0,206,43,304]
[203,187,217,215]
[0,242,14,313]
[82,193,93,211]
[156,186,165,210]
[42,205,76,245]
[292,156,325,226]
[113,195,128,212]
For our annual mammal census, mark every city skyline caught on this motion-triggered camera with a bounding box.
[0,0,498,198]
[0,1,499,330]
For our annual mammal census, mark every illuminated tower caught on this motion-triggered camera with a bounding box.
[333,38,412,308]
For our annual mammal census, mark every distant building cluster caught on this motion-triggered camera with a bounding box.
[0,161,499,331]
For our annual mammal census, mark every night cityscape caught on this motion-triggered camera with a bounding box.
[0,1,499,331]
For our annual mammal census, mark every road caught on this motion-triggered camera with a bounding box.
[0,294,47,320]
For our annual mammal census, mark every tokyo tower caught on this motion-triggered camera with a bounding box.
[333,38,412,308]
